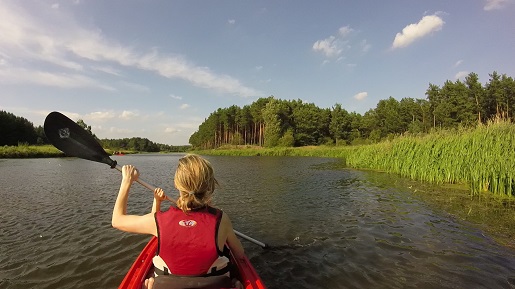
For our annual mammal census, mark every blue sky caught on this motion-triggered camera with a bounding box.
[1,0,514,145]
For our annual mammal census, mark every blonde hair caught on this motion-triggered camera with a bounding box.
[174,154,218,212]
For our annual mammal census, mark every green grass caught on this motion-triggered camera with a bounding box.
[0,145,153,159]
[194,123,515,248]
[341,122,515,198]
[104,148,138,155]
[195,122,515,198]
[0,144,64,158]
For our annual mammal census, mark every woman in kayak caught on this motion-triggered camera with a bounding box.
[112,154,245,289]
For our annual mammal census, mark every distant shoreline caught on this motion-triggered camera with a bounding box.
[0,145,65,158]
[0,145,140,158]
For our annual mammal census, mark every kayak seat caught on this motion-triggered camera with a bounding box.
[152,274,233,289]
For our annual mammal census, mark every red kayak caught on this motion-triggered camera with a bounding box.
[118,237,267,289]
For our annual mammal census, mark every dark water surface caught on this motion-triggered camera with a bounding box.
[1,155,514,289]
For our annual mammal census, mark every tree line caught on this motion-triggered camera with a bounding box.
[101,137,189,152]
[0,111,47,146]
[189,71,515,149]
[0,111,188,152]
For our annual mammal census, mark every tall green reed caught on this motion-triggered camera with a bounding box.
[196,122,515,197]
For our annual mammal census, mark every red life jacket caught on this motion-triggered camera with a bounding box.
[155,206,223,276]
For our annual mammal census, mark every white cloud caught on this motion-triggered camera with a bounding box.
[454,60,463,67]
[0,3,84,71]
[313,25,370,63]
[86,111,116,121]
[118,81,150,93]
[0,67,114,90]
[455,71,469,80]
[391,14,444,49]
[353,92,368,100]
[484,0,510,10]
[338,26,353,37]
[170,94,182,100]
[228,19,236,25]
[119,110,139,120]
[165,127,180,133]
[91,65,122,76]
[65,27,263,97]
[108,127,134,134]
[313,36,341,58]
[0,1,263,98]
[180,104,190,110]
[313,26,355,58]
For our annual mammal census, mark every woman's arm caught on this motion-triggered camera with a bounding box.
[219,213,245,259]
[111,165,157,236]
[151,188,166,213]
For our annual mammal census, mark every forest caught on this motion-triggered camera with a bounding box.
[2,71,514,152]
[189,71,515,149]
[0,111,188,153]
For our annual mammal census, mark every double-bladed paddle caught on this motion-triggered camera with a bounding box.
[44,111,268,249]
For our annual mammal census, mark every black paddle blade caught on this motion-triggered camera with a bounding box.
[44,111,117,168]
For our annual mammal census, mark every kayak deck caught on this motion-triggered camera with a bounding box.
[118,237,266,289]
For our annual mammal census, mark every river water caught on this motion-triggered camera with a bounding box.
[0,155,514,289]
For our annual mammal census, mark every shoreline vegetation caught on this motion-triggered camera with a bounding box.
[191,121,515,249]
[0,145,141,158]
[0,144,64,158]
[195,120,515,198]
[2,122,514,248]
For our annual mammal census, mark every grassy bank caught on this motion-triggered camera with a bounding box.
[343,122,515,198]
[0,145,164,159]
[194,122,515,248]
[196,122,515,198]
[104,149,137,155]
[0,145,141,158]
[0,144,64,158]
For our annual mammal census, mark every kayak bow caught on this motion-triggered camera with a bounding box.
[118,237,266,289]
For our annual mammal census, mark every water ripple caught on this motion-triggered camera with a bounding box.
[1,156,514,289]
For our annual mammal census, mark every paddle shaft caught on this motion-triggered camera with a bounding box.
[113,165,268,249]
[114,165,155,189]
[234,230,268,248]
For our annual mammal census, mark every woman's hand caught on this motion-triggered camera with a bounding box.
[153,188,166,202]
[122,165,139,184]
[113,165,158,236]
[151,188,166,214]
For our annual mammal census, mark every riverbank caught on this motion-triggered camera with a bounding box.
[195,147,515,248]
[193,122,515,249]
[0,144,64,158]
[195,121,515,198]
[0,145,140,158]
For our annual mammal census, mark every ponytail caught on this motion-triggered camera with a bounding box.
[174,154,218,212]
